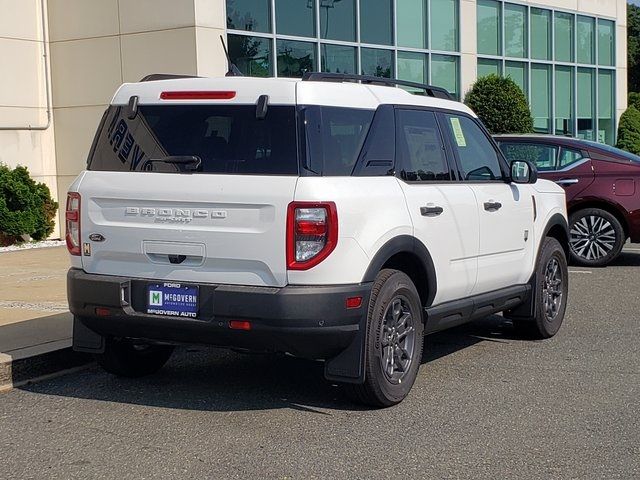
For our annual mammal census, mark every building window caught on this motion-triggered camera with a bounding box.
[477,0,501,56]
[227,0,271,33]
[397,0,427,49]
[598,19,615,67]
[275,0,315,37]
[431,0,459,52]
[277,39,316,78]
[554,12,574,63]
[320,0,356,42]
[530,8,551,61]
[225,0,461,99]
[577,16,595,65]
[228,34,272,76]
[475,1,617,145]
[360,0,393,46]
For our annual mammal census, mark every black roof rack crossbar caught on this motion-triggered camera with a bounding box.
[301,72,453,100]
[139,74,202,82]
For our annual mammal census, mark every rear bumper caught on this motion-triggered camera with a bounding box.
[67,269,371,378]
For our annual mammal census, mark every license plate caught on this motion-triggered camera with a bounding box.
[147,283,199,318]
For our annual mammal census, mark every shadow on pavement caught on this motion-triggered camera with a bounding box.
[19,315,521,413]
[607,250,640,267]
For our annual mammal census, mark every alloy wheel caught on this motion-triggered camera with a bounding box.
[379,296,417,384]
[542,257,563,321]
[569,215,616,261]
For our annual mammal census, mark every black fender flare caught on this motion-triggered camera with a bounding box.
[541,212,570,257]
[362,235,437,308]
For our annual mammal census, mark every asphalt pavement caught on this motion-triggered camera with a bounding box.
[1,248,639,479]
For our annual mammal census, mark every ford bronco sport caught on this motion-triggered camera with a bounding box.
[67,73,569,407]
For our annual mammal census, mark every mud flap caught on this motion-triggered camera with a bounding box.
[504,274,537,321]
[323,315,367,384]
[72,317,105,354]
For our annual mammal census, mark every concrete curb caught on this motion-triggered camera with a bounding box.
[0,347,93,393]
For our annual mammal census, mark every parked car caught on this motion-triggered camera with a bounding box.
[496,135,640,267]
[66,73,569,407]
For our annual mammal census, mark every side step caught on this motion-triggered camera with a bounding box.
[424,284,531,334]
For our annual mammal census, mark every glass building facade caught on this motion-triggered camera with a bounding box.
[226,0,621,145]
[226,0,461,98]
[476,1,617,144]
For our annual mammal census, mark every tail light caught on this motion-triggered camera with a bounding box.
[65,192,81,256]
[287,202,338,270]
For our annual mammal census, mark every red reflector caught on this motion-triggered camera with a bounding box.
[95,307,110,317]
[296,220,327,236]
[160,91,236,100]
[346,296,363,309]
[229,320,252,331]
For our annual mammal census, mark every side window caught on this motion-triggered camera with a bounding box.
[395,109,450,181]
[559,147,587,169]
[499,142,558,171]
[443,114,503,181]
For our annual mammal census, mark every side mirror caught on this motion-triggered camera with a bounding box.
[511,160,538,184]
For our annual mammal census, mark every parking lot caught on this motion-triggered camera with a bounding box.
[1,247,638,479]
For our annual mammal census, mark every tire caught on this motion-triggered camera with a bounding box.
[96,338,174,378]
[345,269,424,408]
[512,237,568,339]
[568,208,625,267]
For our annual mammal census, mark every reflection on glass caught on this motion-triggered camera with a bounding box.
[277,40,316,78]
[226,0,271,33]
[228,34,272,77]
[477,0,501,56]
[361,0,393,45]
[598,19,615,66]
[478,58,501,78]
[598,70,615,145]
[555,66,574,136]
[397,0,427,49]
[398,51,428,91]
[504,3,526,58]
[431,54,458,98]
[555,12,574,62]
[577,68,595,140]
[531,64,551,133]
[577,16,595,65]
[431,0,459,52]
[320,0,356,42]
[531,8,551,60]
[321,44,357,74]
[276,0,315,37]
[505,61,527,95]
[361,48,393,78]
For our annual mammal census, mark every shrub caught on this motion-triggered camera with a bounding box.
[616,105,640,155]
[464,74,534,134]
[0,164,59,244]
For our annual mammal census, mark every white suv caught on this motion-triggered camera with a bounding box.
[66,73,569,407]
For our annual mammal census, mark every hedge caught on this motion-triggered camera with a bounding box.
[464,74,534,135]
[0,164,58,245]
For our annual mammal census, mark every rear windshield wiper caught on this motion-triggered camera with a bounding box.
[141,155,202,172]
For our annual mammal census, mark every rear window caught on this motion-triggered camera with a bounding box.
[88,105,299,175]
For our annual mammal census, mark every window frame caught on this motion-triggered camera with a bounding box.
[436,110,511,183]
[392,106,458,183]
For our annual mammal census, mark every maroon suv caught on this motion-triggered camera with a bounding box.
[496,135,640,267]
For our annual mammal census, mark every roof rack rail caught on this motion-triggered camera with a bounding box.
[139,74,202,82]
[301,72,453,100]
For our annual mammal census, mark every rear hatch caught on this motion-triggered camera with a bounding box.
[75,79,299,287]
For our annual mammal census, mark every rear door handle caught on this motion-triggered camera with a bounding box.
[556,178,579,185]
[483,201,502,212]
[420,205,444,217]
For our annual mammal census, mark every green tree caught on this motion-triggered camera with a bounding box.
[616,105,640,155]
[628,3,640,93]
[0,164,58,245]
[464,74,534,134]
